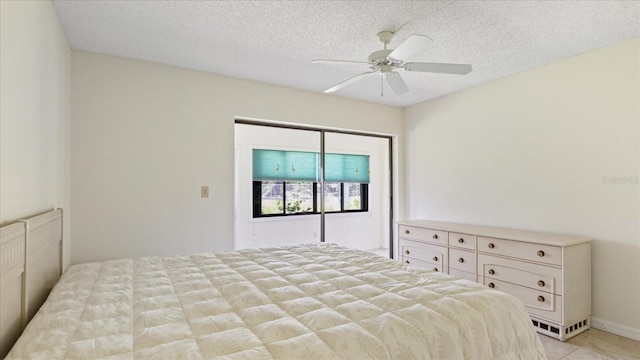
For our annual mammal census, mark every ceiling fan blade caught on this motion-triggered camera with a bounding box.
[385,72,409,95]
[324,71,376,93]
[404,62,473,75]
[388,34,432,61]
[312,59,370,65]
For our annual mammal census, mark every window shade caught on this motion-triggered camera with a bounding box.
[253,149,370,184]
[252,149,320,181]
[324,153,370,183]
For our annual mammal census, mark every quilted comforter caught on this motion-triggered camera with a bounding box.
[7,243,545,359]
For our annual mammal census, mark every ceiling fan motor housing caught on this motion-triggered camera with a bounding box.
[368,49,394,64]
[369,31,397,68]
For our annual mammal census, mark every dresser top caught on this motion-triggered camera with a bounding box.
[398,220,591,247]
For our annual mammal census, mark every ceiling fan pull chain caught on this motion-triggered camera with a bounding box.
[380,75,384,97]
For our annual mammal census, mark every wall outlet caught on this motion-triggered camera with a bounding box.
[201,186,209,198]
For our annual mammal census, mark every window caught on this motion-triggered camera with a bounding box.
[317,182,367,212]
[257,181,283,215]
[252,149,369,218]
[344,183,363,210]
[253,181,368,217]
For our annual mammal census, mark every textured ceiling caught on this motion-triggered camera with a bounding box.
[53,1,639,107]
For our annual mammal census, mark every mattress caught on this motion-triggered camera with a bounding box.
[6,243,546,359]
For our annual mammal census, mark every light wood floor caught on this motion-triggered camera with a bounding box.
[539,329,640,359]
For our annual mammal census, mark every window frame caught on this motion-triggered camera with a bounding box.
[253,180,368,218]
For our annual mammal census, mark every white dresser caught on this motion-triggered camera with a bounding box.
[398,220,591,341]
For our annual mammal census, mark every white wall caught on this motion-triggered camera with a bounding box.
[71,50,403,265]
[404,38,640,337]
[235,124,390,251]
[0,0,71,270]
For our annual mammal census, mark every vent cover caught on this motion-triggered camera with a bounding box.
[531,317,590,341]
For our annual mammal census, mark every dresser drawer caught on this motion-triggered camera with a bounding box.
[399,225,448,246]
[401,256,443,273]
[480,277,562,323]
[448,268,476,282]
[478,236,562,266]
[478,254,561,294]
[399,239,447,266]
[449,248,476,274]
[448,232,476,250]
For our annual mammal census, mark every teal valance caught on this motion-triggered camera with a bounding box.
[252,149,320,181]
[324,153,370,183]
[252,149,369,183]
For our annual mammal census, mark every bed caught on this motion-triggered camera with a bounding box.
[1,209,62,358]
[2,211,546,359]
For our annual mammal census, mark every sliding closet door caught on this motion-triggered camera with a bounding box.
[234,124,321,250]
[323,132,390,252]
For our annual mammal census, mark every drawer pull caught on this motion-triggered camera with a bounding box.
[432,256,438,262]
[488,283,495,288]
[433,267,438,272]
[458,238,464,243]
[537,296,545,303]
[537,250,545,257]
[432,234,439,239]
[458,257,464,263]
[405,260,410,264]
[404,229,410,234]
[537,280,545,287]
[488,243,495,249]
[404,249,410,255]
[488,269,495,275]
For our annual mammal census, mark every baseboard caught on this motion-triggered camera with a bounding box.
[590,317,640,341]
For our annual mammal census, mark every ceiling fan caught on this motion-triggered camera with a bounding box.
[312,31,472,96]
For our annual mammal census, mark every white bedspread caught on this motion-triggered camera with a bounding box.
[7,243,545,359]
